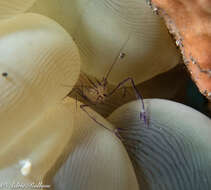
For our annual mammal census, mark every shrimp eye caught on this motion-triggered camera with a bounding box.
[119,52,125,59]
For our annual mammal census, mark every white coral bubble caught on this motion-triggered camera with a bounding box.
[53,98,139,190]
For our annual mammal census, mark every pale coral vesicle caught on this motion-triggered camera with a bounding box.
[29,0,180,85]
[53,98,139,190]
[0,13,81,185]
[108,99,211,189]
[0,0,37,20]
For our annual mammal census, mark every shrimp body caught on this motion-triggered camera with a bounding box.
[70,33,148,130]
[84,81,108,104]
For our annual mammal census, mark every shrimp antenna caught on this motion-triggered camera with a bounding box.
[103,33,131,82]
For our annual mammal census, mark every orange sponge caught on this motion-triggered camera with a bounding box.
[150,0,211,100]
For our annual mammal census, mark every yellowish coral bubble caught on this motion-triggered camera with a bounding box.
[0,0,36,20]
[29,0,180,85]
[0,98,139,189]
[0,13,80,148]
[0,100,75,187]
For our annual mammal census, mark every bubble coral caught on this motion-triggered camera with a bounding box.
[108,99,211,189]
[0,13,80,135]
[0,13,81,185]
[150,0,211,99]
[0,10,138,188]
[0,0,36,20]
[0,1,210,189]
[29,0,180,85]
[52,98,139,190]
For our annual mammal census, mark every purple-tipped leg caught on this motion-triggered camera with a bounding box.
[107,77,148,128]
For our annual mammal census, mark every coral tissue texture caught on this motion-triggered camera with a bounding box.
[0,0,36,20]
[151,0,211,99]
[29,0,180,86]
